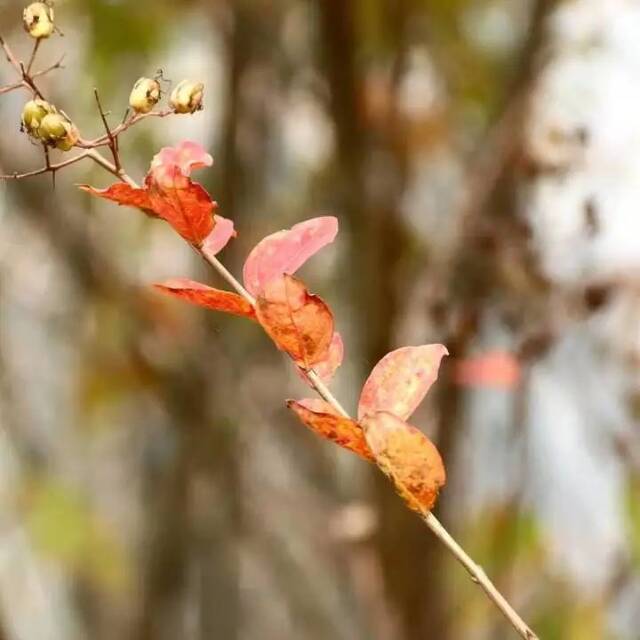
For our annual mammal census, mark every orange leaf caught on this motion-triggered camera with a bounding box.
[297,331,344,386]
[256,274,334,369]
[361,411,446,512]
[145,169,215,244]
[358,344,448,421]
[287,399,373,461]
[153,278,256,319]
[243,217,339,296]
[78,183,154,214]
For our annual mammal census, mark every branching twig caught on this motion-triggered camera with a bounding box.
[0,151,90,180]
[93,88,121,172]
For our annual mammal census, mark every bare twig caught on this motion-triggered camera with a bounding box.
[0,151,90,180]
[93,88,121,172]
[77,108,174,149]
[25,39,41,75]
[0,34,21,73]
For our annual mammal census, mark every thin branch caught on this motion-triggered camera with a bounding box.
[0,80,26,95]
[93,88,121,172]
[0,34,21,73]
[0,151,90,180]
[25,39,41,75]
[77,108,174,148]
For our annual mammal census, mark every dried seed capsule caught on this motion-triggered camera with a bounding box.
[23,2,55,39]
[129,77,161,114]
[21,99,56,138]
[169,80,204,114]
[38,113,79,151]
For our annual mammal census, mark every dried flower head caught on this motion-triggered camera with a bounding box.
[169,80,204,114]
[23,2,55,39]
[21,99,56,138]
[129,77,161,114]
[38,112,79,151]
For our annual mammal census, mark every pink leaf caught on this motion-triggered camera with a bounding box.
[243,216,339,296]
[358,344,448,421]
[202,215,237,256]
[150,140,213,179]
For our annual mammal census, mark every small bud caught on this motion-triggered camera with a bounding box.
[21,99,56,138]
[23,2,55,39]
[38,113,79,151]
[169,80,204,114]
[129,77,161,114]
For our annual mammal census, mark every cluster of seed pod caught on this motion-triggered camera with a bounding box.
[128,76,205,115]
[17,2,204,153]
[23,2,55,39]
[21,99,79,150]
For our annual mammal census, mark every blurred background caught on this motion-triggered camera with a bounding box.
[1,0,640,638]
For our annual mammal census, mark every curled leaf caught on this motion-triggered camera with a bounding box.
[358,344,448,421]
[256,274,334,369]
[361,411,446,513]
[150,141,213,178]
[243,216,339,296]
[202,215,237,256]
[154,278,256,319]
[78,183,154,214]
[287,399,373,461]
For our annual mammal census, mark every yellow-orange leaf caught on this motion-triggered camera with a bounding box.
[256,274,334,369]
[153,278,256,319]
[287,399,373,461]
[361,411,446,513]
[358,344,448,421]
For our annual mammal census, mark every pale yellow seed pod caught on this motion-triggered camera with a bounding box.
[21,99,56,138]
[23,2,55,39]
[129,77,161,114]
[38,113,79,152]
[169,80,204,114]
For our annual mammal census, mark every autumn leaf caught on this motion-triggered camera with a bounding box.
[287,398,373,461]
[81,141,221,245]
[256,274,334,368]
[78,183,154,215]
[358,344,448,421]
[361,411,446,512]
[202,215,236,256]
[297,331,344,386]
[243,217,339,296]
[150,140,213,177]
[153,278,256,319]
[145,166,215,244]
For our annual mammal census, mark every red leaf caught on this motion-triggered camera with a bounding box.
[358,344,448,421]
[256,274,334,368]
[145,168,215,244]
[153,278,256,319]
[287,399,373,461]
[361,411,446,513]
[78,183,154,214]
[243,216,339,296]
[454,351,521,388]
